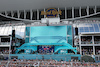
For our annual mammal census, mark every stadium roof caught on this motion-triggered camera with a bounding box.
[76,23,100,35]
[0,0,100,11]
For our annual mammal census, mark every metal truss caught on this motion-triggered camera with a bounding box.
[0,6,100,22]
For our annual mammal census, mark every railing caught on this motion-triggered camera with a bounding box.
[95,53,100,55]
[81,41,92,44]
[9,55,81,62]
[95,55,100,62]
[0,52,9,54]
[0,42,10,45]
[81,41,100,44]
[82,52,93,55]
[94,41,100,44]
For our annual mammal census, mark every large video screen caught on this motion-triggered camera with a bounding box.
[38,45,54,54]
[30,26,67,43]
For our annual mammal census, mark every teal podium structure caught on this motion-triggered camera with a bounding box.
[10,25,81,61]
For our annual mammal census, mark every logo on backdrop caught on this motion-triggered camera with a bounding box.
[41,8,62,18]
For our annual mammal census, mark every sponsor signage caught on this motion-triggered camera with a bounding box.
[41,8,62,18]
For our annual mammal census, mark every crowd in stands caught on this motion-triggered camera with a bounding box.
[96,49,100,55]
[0,49,9,54]
[94,36,100,44]
[81,47,100,55]
[81,37,92,44]
[0,59,100,67]
[81,36,100,44]
[82,48,93,55]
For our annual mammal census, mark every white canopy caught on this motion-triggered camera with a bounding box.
[0,0,100,11]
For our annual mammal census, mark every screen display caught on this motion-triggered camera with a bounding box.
[38,45,54,54]
[30,26,67,43]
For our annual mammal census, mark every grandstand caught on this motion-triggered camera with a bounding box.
[0,0,100,66]
[74,21,100,62]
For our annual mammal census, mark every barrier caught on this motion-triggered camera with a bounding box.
[10,54,81,61]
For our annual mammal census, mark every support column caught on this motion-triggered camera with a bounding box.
[58,8,60,18]
[79,35,82,55]
[0,37,1,44]
[79,7,81,17]
[65,7,67,19]
[72,7,74,18]
[44,8,46,18]
[94,6,97,14]
[24,10,26,19]
[37,9,39,20]
[93,46,95,55]
[86,6,89,15]
[92,36,94,44]
[9,36,12,60]
[92,36,95,55]
[17,10,20,19]
[80,45,81,55]
[30,9,33,20]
